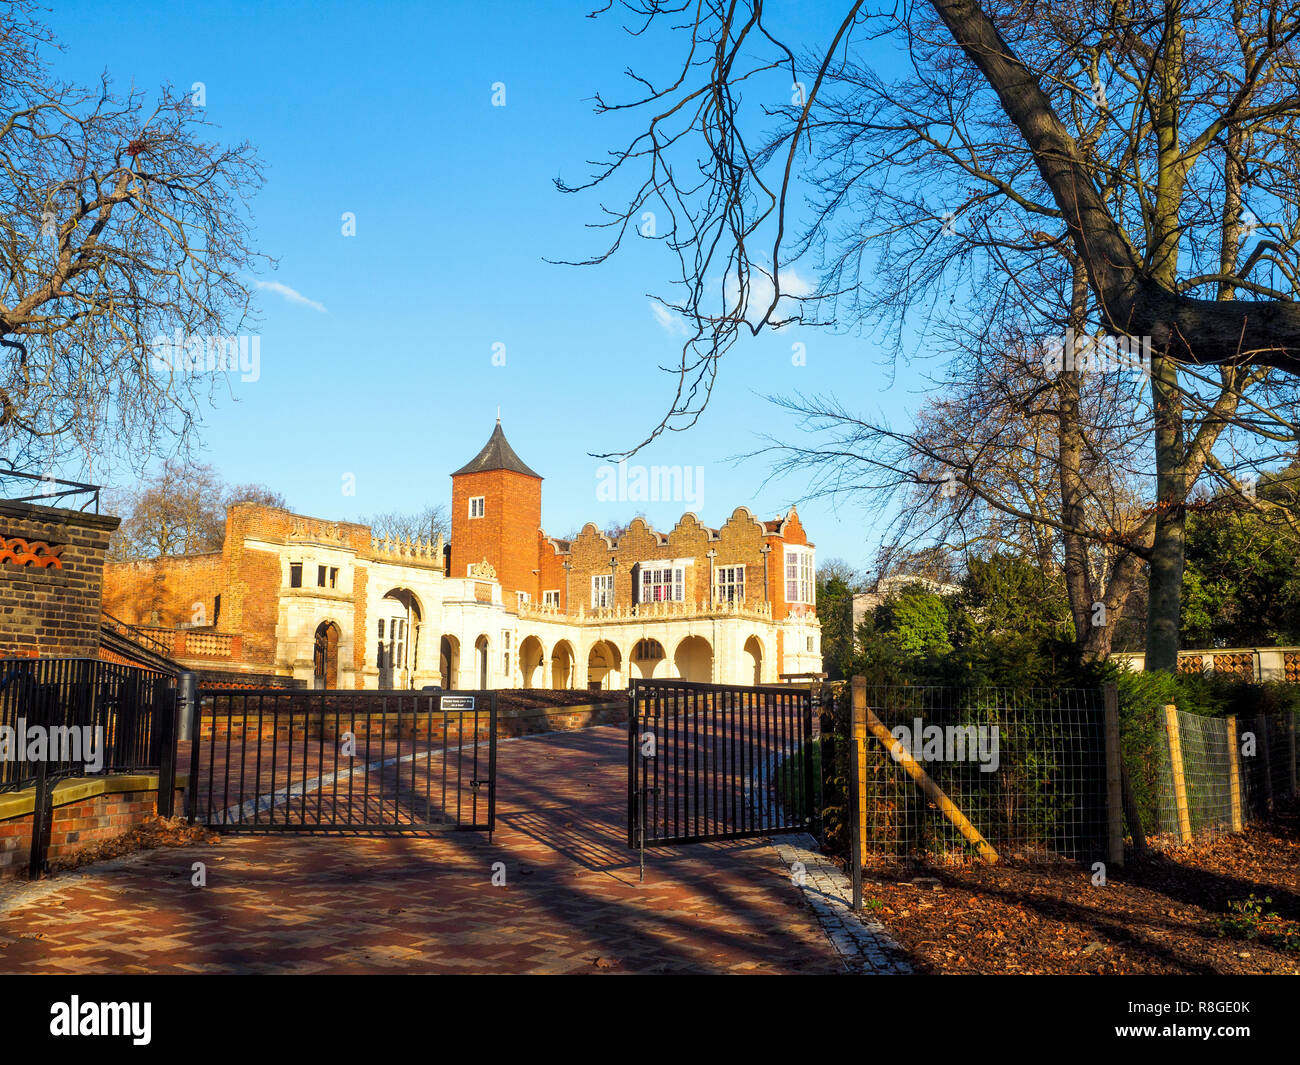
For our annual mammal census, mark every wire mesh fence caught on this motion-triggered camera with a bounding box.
[1150,706,1297,846]
[1153,706,1237,842]
[1242,710,1298,818]
[857,686,1108,864]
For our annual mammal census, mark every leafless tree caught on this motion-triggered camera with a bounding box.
[564,0,1300,669]
[107,463,287,559]
[0,1,266,475]
[361,505,450,545]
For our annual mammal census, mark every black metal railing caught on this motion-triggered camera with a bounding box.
[0,658,177,793]
[187,688,498,835]
[0,467,101,512]
[100,610,175,660]
[628,678,816,849]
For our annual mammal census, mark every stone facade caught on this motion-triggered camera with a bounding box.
[102,421,822,690]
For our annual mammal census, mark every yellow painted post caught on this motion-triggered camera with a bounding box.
[850,676,868,910]
[1226,715,1243,832]
[1103,685,1124,866]
[860,702,1000,864]
[1163,704,1193,843]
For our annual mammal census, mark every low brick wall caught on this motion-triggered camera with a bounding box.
[498,701,626,737]
[0,774,186,880]
[197,700,628,743]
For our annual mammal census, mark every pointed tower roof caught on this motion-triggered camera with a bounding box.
[452,418,542,478]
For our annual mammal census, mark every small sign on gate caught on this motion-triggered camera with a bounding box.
[440,695,475,711]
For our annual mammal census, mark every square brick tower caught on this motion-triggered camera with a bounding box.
[450,419,542,605]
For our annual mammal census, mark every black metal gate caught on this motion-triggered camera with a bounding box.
[187,688,496,835]
[627,679,816,848]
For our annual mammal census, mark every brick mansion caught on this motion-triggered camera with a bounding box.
[101,421,823,691]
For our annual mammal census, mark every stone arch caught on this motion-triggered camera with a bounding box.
[586,639,623,691]
[551,640,576,689]
[743,635,764,686]
[674,635,713,683]
[439,634,460,689]
[519,635,546,689]
[313,620,341,690]
[379,588,424,689]
[631,637,666,680]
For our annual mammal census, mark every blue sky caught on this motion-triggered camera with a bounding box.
[47,0,924,570]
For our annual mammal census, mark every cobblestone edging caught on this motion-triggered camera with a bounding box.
[771,833,912,975]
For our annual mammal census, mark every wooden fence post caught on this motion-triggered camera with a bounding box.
[1226,715,1243,832]
[1163,704,1193,843]
[1103,684,1124,867]
[850,676,867,912]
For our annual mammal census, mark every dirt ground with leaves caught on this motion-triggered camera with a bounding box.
[859,800,1300,974]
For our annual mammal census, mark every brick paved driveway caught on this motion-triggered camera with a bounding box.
[0,726,848,974]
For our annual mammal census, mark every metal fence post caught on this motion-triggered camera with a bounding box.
[1289,711,1297,800]
[156,674,186,819]
[177,671,197,742]
[184,684,204,824]
[27,686,54,879]
[1255,713,1274,814]
[802,688,817,838]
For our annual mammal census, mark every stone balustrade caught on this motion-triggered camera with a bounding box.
[517,597,774,624]
[367,534,443,563]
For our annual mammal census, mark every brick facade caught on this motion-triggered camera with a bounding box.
[0,501,119,658]
[99,420,823,689]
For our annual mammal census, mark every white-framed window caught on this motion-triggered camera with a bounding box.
[639,564,684,603]
[785,546,815,604]
[591,574,614,608]
[289,562,303,588]
[715,564,745,603]
[468,496,485,519]
[806,635,815,652]
[516,590,530,607]
[543,589,561,607]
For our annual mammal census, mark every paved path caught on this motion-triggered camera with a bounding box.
[0,726,907,974]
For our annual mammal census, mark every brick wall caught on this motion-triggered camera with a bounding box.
[0,782,185,880]
[450,469,542,604]
[102,552,223,628]
[0,500,120,658]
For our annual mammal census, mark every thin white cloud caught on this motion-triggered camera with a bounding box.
[256,280,327,314]
[649,300,689,337]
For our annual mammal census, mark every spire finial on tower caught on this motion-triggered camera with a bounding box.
[496,405,501,425]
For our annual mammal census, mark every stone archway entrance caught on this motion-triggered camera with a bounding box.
[587,640,622,691]
[744,636,763,686]
[551,641,575,689]
[475,635,490,688]
[674,636,713,683]
[519,636,546,688]
[379,588,423,690]
[313,621,340,689]
[440,634,460,689]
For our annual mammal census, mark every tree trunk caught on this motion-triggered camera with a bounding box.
[1145,355,1186,672]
